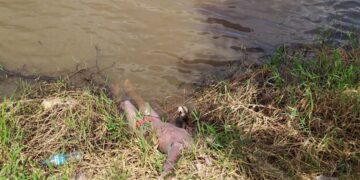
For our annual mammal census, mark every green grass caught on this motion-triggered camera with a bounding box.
[268,45,360,89]
[267,44,360,133]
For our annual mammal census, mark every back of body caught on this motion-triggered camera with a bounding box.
[111,80,193,177]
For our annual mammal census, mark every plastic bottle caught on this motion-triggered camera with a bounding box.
[41,151,83,167]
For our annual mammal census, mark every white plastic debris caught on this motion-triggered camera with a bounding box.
[195,163,204,173]
[41,97,77,110]
[204,156,213,166]
[41,97,62,110]
[316,175,338,180]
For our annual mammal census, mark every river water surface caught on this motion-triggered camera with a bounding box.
[1,0,359,100]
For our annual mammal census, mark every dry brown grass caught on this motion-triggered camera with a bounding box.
[0,82,243,179]
[192,46,360,179]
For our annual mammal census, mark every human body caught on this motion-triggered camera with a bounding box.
[111,80,193,177]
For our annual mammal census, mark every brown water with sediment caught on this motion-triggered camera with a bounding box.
[1,0,359,100]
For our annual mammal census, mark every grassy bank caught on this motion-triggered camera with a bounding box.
[0,82,241,179]
[1,43,360,179]
[193,44,360,179]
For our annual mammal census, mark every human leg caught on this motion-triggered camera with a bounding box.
[124,79,160,118]
[120,100,139,130]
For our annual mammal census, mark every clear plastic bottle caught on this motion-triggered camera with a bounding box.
[41,151,83,167]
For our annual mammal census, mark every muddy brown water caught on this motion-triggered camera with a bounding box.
[0,0,359,101]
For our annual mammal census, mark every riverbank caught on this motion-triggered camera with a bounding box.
[1,42,360,179]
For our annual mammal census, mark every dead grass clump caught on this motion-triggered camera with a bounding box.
[1,82,128,178]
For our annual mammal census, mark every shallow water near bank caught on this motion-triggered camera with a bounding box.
[0,0,359,100]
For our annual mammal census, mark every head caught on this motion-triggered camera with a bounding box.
[174,106,189,128]
[177,106,188,117]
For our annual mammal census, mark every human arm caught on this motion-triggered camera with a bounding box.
[161,142,183,178]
